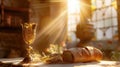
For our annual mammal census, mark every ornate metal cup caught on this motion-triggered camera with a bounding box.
[22,23,36,45]
[21,22,36,63]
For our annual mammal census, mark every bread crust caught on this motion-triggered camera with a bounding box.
[63,46,103,63]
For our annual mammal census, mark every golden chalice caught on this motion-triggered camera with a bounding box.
[21,22,36,63]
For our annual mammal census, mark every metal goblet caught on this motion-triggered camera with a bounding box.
[21,22,36,63]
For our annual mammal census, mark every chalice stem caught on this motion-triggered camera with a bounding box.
[21,45,32,63]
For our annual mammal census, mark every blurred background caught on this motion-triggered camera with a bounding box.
[0,0,120,61]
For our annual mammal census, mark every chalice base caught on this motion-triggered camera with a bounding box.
[21,56,32,63]
[20,45,33,63]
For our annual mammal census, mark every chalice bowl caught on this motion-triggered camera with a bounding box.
[21,22,36,63]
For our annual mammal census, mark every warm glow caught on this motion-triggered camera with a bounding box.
[67,0,80,14]
[67,0,81,32]
[36,10,67,43]
[32,10,67,62]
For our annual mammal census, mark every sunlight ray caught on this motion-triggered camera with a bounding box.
[35,9,67,44]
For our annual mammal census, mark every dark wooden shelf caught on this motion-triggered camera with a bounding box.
[0,5,29,13]
[0,26,22,33]
[0,0,29,58]
[0,26,21,29]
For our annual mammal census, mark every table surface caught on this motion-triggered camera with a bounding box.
[0,58,120,67]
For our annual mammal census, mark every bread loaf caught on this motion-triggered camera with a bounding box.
[62,46,103,63]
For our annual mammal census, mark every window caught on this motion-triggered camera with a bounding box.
[91,0,118,40]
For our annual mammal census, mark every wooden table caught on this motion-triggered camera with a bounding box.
[0,58,120,67]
